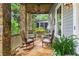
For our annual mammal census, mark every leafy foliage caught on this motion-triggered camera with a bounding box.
[32,19,37,31]
[52,35,78,56]
[32,14,49,32]
[11,4,20,20]
[57,14,61,35]
[11,3,20,35]
[11,3,20,13]
[35,27,46,33]
[11,4,49,35]
[11,19,20,35]
[35,14,48,20]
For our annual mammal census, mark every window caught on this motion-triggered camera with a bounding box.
[56,5,61,36]
[40,23,44,27]
[45,22,48,29]
[36,23,39,28]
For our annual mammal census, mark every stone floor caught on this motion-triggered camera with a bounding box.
[15,38,53,56]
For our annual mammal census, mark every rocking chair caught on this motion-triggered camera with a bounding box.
[20,31,34,49]
[42,30,54,47]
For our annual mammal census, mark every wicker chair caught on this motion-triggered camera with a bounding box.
[28,30,36,41]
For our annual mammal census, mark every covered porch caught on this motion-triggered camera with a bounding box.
[0,3,55,56]
[0,3,79,56]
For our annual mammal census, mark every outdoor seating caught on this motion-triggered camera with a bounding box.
[20,31,35,49]
[42,30,54,47]
[42,35,51,47]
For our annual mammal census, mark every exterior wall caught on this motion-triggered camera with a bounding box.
[75,4,79,38]
[49,4,57,33]
[49,4,73,37]
[63,4,79,54]
[74,3,79,54]
[63,4,73,37]
[0,4,3,56]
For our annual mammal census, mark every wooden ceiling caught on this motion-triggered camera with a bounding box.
[26,4,53,14]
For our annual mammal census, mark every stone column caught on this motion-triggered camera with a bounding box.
[20,4,27,40]
[0,3,3,56]
[0,3,11,56]
[27,13,30,33]
[3,3,11,56]
[27,13,32,33]
[29,14,32,31]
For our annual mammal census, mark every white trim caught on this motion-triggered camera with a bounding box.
[55,6,58,37]
[73,3,77,35]
[61,4,64,36]
[73,4,79,55]
[55,4,62,10]
[55,3,63,37]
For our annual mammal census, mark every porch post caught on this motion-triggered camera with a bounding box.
[29,14,32,31]
[73,4,77,35]
[27,13,32,33]
[0,3,11,56]
[0,3,3,56]
[20,4,27,38]
[27,13,30,33]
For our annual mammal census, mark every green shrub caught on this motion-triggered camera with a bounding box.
[35,27,46,33]
[52,35,78,56]
[11,19,20,35]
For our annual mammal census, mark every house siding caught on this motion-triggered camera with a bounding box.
[63,5,73,37]
[76,4,79,38]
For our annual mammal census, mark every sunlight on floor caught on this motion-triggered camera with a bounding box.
[15,38,53,56]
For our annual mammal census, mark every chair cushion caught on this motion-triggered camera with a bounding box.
[27,38,34,42]
[28,34,35,38]
[43,38,50,43]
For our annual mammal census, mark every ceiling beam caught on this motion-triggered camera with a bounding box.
[25,3,53,14]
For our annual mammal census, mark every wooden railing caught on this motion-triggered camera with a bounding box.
[11,34,22,53]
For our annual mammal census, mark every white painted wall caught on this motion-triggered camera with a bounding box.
[49,4,57,34]
[75,4,79,38]
[74,3,79,55]
[63,3,79,55]
[55,4,63,37]
[49,3,79,55]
